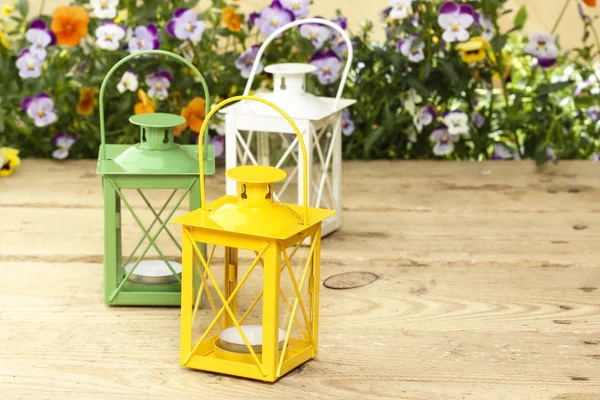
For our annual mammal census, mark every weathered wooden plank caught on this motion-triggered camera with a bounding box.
[0,261,599,399]
[1,205,598,266]
[2,160,600,212]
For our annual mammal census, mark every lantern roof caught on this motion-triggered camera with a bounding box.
[173,165,335,240]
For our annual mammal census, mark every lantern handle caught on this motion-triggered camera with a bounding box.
[198,96,309,225]
[98,50,211,161]
[243,17,353,111]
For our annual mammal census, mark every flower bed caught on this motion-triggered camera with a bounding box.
[0,0,599,169]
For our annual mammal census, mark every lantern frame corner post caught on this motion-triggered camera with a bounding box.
[298,122,313,209]
[180,226,195,365]
[311,225,322,357]
[332,113,343,231]
[262,239,281,381]
[188,177,204,306]
[103,175,121,305]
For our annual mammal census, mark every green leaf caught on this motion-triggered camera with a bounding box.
[16,0,29,17]
[438,60,458,82]
[490,35,508,54]
[364,126,385,155]
[537,81,574,96]
[405,75,430,98]
[383,101,394,133]
[513,5,527,28]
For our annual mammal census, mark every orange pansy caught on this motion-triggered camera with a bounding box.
[134,89,156,115]
[51,6,90,46]
[180,97,206,134]
[583,0,596,7]
[222,6,242,32]
[76,87,97,116]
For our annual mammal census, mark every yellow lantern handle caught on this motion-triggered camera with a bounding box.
[198,96,309,225]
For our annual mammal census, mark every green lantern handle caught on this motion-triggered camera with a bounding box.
[197,96,309,225]
[99,50,211,160]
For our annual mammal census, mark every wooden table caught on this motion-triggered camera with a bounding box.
[1,160,599,400]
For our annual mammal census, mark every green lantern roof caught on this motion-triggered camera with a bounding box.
[97,112,215,176]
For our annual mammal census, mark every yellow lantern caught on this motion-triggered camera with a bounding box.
[174,96,334,382]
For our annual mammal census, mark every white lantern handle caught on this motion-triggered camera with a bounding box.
[243,17,353,111]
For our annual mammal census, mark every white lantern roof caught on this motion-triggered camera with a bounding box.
[220,63,355,121]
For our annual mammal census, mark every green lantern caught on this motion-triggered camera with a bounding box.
[96,50,215,306]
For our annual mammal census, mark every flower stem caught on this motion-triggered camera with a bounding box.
[551,0,570,35]
[39,0,46,15]
[589,23,600,59]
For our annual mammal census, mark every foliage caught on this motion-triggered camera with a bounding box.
[0,0,599,164]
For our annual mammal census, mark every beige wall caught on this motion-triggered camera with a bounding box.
[27,0,600,49]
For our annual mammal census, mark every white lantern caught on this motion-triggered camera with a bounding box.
[220,18,355,237]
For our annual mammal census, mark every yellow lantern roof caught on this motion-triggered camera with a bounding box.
[173,165,334,240]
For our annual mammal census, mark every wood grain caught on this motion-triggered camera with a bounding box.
[1,160,600,399]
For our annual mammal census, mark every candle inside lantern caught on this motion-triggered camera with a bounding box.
[218,325,286,354]
[124,260,182,285]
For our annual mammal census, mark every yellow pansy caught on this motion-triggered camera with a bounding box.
[114,9,128,24]
[2,3,15,16]
[0,147,21,177]
[0,25,11,51]
[455,36,490,63]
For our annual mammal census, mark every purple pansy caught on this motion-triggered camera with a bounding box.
[16,50,43,79]
[546,146,558,164]
[280,0,310,18]
[21,93,58,127]
[413,105,436,132]
[211,135,225,158]
[146,70,173,100]
[25,19,56,60]
[310,50,342,85]
[524,33,559,69]
[234,45,264,78]
[437,1,475,43]
[587,106,600,121]
[249,12,261,26]
[472,111,485,128]
[299,21,332,50]
[127,24,159,54]
[477,13,495,41]
[51,132,77,160]
[491,143,520,160]
[443,110,469,135]
[397,35,425,63]
[330,16,348,42]
[380,7,392,22]
[341,110,355,136]
[430,125,459,156]
[166,8,206,43]
[95,22,126,51]
[256,0,295,37]
[592,153,600,162]
[334,41,348,59]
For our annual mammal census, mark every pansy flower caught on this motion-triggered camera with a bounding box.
[280,0,310,18]
[333,41,348,59]
[146,70,173,100]
[477,13,495,41]
[134,89,156,115]
[430,125,459,156]
[16,50,43,79]
[310,50,342,85]
[0,146,21,177]
[524,33,559,68]
[491,143,520,160]
[574,75,599,96]
[413,105,436,132]
[25,19,56,60]
[593,153,600,162]
[587,105,600,121]
[234,45,264,78]
[90,0,119,19]
[256,0,295,37]
[117,70,139,93]
[472,111,485,128]
[95,22,126,51]
[180,97,206,133]
[249,12,261,26]
[437,1,475,43]
[76,87,97,116]
[127,24,159,53]
[443,111,469,135]
[397,35,425,63]
[403,88,422,115]
[51,132,77,160]
[21,93,58,127]
[211,135,225,158]
[341,110,355,136]
[455,36,490,63]
[299,21,332,50]
[546,146,558,164]
[329,16,348,42]
[166,8,206,43]
[222,6,242,32]
[389,0,412,20]
[50,6,90,47]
